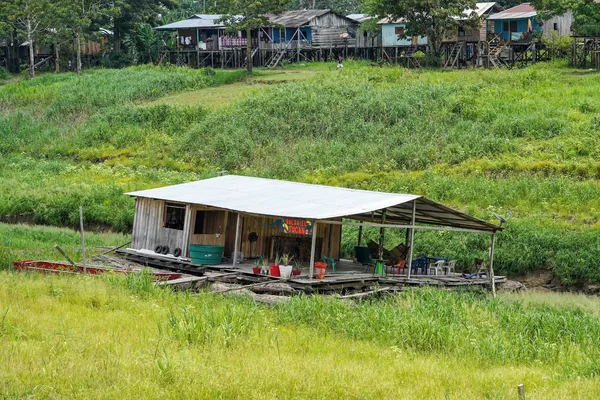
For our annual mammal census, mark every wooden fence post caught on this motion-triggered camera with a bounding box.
[518,384,525,400]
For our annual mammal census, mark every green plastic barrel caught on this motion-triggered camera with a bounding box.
[189,244,224,266]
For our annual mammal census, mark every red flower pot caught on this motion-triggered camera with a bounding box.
[269,264,280,277]
[252,267,261,275]
[292,269,301,276]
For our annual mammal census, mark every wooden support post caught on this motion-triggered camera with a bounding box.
[489,232,497,297]
[327,223,333,257]
[79,206,86,273]
[407,200,417,279]
[232,213,241,266]
[518,384,525,400]
[309,221,318,281]
[296,28,300,63]
[357,225,363,247]
[378,209,386,260]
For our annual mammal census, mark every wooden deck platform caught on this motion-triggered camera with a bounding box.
[116,248,505,293]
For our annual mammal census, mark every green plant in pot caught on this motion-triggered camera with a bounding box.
[292,260,302,277]
[279,253,294,279]
[252,258,262,275]
[260,257,269,275]
[270,254,281,277]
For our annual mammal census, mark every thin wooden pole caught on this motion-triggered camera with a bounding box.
[55,245,80,272]
[232,213,241,266]
[517,384,525,400]
[489,232,497,297]
[79,206,86,273]
[309,221,318,281]
[357,225,363,246]
[407,200,416,279]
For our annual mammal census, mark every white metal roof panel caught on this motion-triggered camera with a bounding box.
[155,14,242,30]
[127,175,499,232]
[128,175,419,220]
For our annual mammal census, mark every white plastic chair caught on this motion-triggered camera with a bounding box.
[429,260,445,275]
[443,260,457,275]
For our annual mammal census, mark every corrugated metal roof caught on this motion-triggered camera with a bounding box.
[155,14,242,30]
[269,9,333,27]
[460,2,502,19]
[377,17,407,24]
[127,175,499,232]
[380,3,500,24]
[347,14,376,23]
[487,3,537,20]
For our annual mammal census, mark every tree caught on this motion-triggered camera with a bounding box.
[363,0,477,58]
[530,0,600,35]
[62,0,116,75]
[0,0,54,77]
[287,0,360,14]
[218,0,289,73]
[112,0,178,54]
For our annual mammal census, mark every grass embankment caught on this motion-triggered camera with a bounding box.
[1,62,600,284]
[0,223,128,268]
[2,272,600,399]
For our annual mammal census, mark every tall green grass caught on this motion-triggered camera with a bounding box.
[0,223,128,270]
[3,272,600,398]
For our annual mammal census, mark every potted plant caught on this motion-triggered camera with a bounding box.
[279,253,293,279]
[260,257,269,275]
[270,254,281,277]
[292,260,302,277]
[252,258,262,275]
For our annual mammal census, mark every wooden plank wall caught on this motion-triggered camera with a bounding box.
[312,13,358,47]
[131,198,187,254]
[234,215,341,261]
[131,200,342,261]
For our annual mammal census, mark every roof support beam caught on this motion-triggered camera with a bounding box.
[489,232,497,297]
[318,219,495,235]
[407,200,416,279]
[309,221,317,281]
[232,213,241,267]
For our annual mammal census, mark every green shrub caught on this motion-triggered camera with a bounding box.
[545,32,573,59]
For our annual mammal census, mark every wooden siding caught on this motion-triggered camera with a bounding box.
[311,13,357,47]
[356,30,382,48]
[543,12,573,38]
[131,200,342,261]
[131,198,188,255]
[234,215,341,261]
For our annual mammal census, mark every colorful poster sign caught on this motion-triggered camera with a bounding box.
[281,218,312,236]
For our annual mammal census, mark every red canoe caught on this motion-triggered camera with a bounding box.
[13,260,182,281]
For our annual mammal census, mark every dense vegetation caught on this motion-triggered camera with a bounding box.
[1,62,599,284]
[2,271,600,398]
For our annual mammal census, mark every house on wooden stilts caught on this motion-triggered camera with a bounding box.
[377,17,427,67]
[154,14,260,69]
[442,2,503,68]
[486,3,573,68]
[264,9,359,67]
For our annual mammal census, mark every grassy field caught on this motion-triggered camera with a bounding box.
[1,61,600,284]
[2,272,600,399]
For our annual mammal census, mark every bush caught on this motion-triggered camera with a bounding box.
[100,52,135,69]
[545,32,572,59]
[0,67,9,80]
